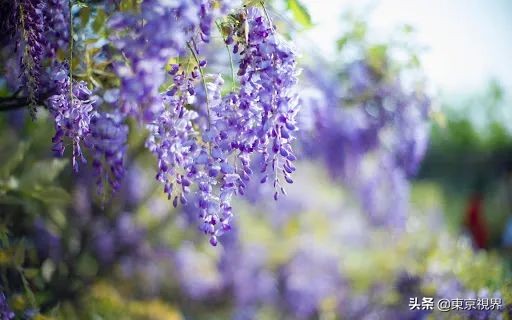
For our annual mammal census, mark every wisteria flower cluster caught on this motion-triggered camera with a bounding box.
[146,7,299,245]
[47,63,95,171]
[44,0,70,59]
[108,0,232,121]
[15,0,47,116]
[1,0,300,245]
[301,57,430,228]
[44,63,129,194]
[0,293,14,320]
[0,0,70,113]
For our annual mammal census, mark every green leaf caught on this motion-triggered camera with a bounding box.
[352,20,367,40]
[120,0,136,11]
[24,268,39,279]
[409,54,420,68]
[244,0,263,6]
[0,194,40,215]
[76,253,99,278]
[337,36,349,51]
[19,269,37,307]
[367,44,388,71]
[0,194,25,206]
[0,225,9,245]
[26,186,71,205]
[402,24,414,34]
[0,142,29,179]
[19,158,68,187]
[80,6,91,29]
[74,0,88,9]
[93,9,107,33]
[0,177,19,193]
[287,0,312,28]
[13,243,25,266]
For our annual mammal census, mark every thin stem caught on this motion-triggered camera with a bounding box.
[0,90,53,112]
[261,1,275,33]
[69,0,74,101]
[18,3,37,118]
[215,20,236,91]
[187,40,211,130]
[0,97,30,112]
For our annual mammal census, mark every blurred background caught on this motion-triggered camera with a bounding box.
[1,0,512,319]
[301,0,512,265]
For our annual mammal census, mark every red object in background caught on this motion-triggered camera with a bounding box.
[465,193,488,249]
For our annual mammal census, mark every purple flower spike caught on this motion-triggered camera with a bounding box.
[47,63,95,172]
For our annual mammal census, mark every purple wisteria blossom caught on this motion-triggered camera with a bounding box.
[88,111,128,194]
[0,293,14,320]
[47,63,95,171]
[44,0,69,58]
[91,213,146,266]
[16,0,46,115]
[281,249,344,318]
[108,0,229,121]
[174,242,224,299]
[147,8,300,244]
[301,59,430,228]
[1,0,69,102]
[146,70,235,245]
[230,8,300,200]
[32,219,62,262]
[3,1,300,246]
[222,246,277,319]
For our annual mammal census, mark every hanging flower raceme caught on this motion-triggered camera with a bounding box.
[145,69,201,207]
[47,63,95,172]
[223,7,300,200]
[0,0,70,106]
[88,111,128,194]
[44,0,69,58]
[15,0,46,116]
[301,59,430,228]
[108,0,230,122]
[146,68,234,246]
[3,0,301,246]
[145,7,300,245]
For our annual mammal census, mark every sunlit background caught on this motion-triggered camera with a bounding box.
[306,0,512,95]
[301,0,512,247]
